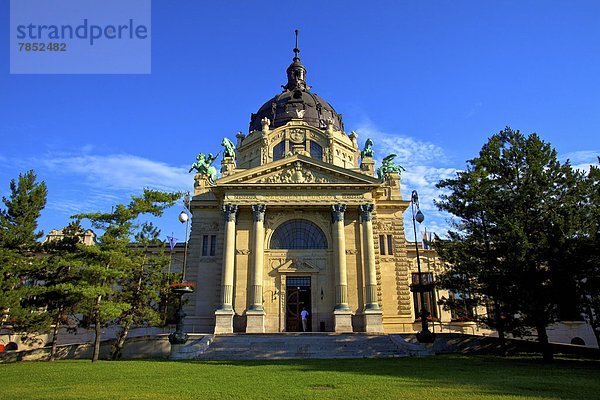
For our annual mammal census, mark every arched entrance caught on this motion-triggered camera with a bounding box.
[269,219,328,332]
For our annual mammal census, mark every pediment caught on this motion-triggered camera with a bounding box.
[217,154,380,187]
[272,258,321,274]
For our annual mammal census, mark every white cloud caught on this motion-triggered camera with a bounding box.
[354,120,458,237]
[561,150,599,165]
[560,150,599,173]
[356,120,447,167]
[42,153,190,193]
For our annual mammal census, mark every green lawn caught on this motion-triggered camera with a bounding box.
[1,355,599,400]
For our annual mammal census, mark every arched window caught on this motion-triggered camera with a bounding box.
[273,141,286,161]
[310,141,323,160]
[270,219,328,249]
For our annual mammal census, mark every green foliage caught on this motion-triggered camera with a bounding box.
[0,170,47,331]
[74,189,181,361]
[435,128,593,359]
[0,170,47,249]
[575,159,600,343]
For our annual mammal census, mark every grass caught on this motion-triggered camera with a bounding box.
[1,355,599,399]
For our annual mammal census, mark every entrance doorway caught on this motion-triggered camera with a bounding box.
[285,276,311,332]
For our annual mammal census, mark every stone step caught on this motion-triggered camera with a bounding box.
[193,333,412,360]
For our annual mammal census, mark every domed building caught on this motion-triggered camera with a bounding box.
[172,33,482,340]
[182,41,424,335]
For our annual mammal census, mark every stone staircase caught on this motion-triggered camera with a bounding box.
[184,333,425,360]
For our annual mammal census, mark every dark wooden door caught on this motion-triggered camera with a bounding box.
[285,276,311,332]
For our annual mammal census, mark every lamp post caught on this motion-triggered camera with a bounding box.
[411,190,435,343]
[169,192,195,345]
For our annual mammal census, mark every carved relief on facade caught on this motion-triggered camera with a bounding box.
[195,221,220,231]
[288,128,305,143]
[269,257,321,274]
[255,162,338,184]
[269,131,285,144]
[236,249,251,255]
[374,219,394,233]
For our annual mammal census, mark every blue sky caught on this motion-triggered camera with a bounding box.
[1,1,599,242]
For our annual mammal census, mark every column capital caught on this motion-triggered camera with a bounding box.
[222,204,238,222]
[331,203,347,222]
[359,203,374,222]
[251,204,267,222]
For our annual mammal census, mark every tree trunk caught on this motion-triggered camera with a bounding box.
[91,295,102,362]
[536,322,554,362]
[49,318,61,362]
[493,300,508,356]
[497,327,508,357]
[111,320,132,360]
[92,315,101,362]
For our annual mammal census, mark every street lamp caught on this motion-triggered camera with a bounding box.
[178,192,191,280]
[411,190,435,343]
[169,192,195,346]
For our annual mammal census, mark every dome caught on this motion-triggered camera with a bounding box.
[249,37,344,132]
[249,89,343,132]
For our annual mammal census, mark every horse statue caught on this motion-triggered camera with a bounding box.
[221,137,236,159]
[189,152,219,184]
[376,154,405,181]
[361,138,374,158]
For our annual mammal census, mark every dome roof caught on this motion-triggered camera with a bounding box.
[249,89,343,132]
[249,35,344,132]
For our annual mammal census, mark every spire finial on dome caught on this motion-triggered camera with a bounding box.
[293,29,300,61]
[284,29,308,91]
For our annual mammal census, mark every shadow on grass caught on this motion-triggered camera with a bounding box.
[137,355,600,399]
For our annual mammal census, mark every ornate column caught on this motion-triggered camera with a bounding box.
[214,204,238,334]
[359,204,384,333]
[332,204,353,332]
[247,204,266,333]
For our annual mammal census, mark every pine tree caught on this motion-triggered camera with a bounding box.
[0,170,47,330]
[75,189,180,362]
[436,128,588,361]
[37,222,91,361]
[576,159,600,344]
[110,222,170,360]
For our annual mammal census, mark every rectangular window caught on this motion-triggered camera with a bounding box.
[210,235,216,256]
[387,235,394,255]
[286,276,311,287]
[202,235,209,256]
[379,235,386,255]
[411,273,437,319]
[449,291,475,321]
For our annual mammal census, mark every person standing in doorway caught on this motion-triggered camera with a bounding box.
[300,308,309,332]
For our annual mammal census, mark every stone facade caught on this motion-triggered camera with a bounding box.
[184,119,409,334]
